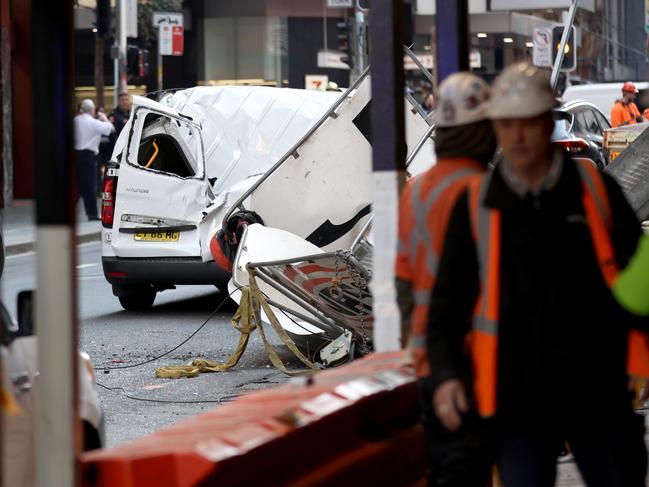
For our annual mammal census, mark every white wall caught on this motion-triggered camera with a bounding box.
[491,0,594,11]
[416,0,490,15]
[416,0,593,14]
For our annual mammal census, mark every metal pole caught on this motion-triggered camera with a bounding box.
[550,0,578,90]
[368,0,406,351]
[32,1,79,486]
[118,0,127,94]
[95,35,105,109]
[157,49,163,92]
[1,0,13,207]
[435,0,469,84]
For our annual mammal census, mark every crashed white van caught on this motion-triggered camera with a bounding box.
[101,79,434,310]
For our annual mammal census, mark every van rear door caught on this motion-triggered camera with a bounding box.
[111,107,208,258]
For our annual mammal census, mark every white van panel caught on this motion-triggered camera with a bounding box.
[158,86,340,195]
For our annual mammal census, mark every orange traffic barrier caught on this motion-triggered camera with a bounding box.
[82,352,426,486]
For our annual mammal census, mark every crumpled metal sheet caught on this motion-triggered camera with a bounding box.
[605,126,649,220]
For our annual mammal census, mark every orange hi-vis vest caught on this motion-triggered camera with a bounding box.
[467,159,649,417]
[610,100,642,128]
[396,158,484,379]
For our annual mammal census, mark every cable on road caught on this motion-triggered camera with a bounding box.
[96,382,242,404]
[98,289,237,372]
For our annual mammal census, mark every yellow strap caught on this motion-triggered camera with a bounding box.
[155,273,317,379]
[247,268,318,375]
[155,286,257,378]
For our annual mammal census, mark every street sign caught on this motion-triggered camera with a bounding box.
[159,24,173,56]
[305,74,329,91]
[327,0,353,7]
[645,0,649,33]
[533,28,553,67]
[152,12,183,28]
[469,50,482,69]
[317,50,351,70]
[172,26,184,56]
[154,12,184,57]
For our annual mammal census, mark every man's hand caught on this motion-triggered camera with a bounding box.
[433,378,468,431]
[97,111,109,122]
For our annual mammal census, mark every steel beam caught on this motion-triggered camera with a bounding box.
[368,0,406,351]
[32,1,80,485]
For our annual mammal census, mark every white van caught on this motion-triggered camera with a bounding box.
[101,82,436,310]
[562,82,649,122]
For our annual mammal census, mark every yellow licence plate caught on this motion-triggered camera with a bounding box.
[134,231,180,242]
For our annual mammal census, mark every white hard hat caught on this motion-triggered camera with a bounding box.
[433,72,490,127]
[487,62,557,119]
[80,99,95,114]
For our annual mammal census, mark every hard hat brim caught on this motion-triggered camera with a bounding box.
[486,95,558,120]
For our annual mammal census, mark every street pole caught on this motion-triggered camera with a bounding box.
[157,48,163,92]
[113,0,119,107]
[95,35,105,109]
[118,0,127,94]
[352,8,368,81]
[369,0,406,351]
[32,2,80,486]
[0,0,13,208]
[550,0,578,91]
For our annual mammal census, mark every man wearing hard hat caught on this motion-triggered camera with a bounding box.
[427,63,649,486]
[610,81,644,127]
[396,72,497,486]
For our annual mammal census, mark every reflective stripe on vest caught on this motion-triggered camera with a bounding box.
[407,165,482,379]
[409,167,483,277]
[468,160,649,418]
[575,162,649,378]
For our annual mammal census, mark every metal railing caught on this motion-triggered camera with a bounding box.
[221,47,435,233]
[221,65,372,231]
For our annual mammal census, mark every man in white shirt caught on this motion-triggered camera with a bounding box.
[74,99,114,220]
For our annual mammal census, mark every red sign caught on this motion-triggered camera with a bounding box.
[172,26,184,56]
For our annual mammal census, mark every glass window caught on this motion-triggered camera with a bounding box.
[129,110,204,179]
[580,109,599,134]
[594,110,610,130]
[572,111,588,135]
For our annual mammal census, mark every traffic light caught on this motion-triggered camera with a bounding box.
[336,20,354,70]
[96,0,110,39]
[552,26,576,72]
[141,49,150,77]
[127,46,149,80]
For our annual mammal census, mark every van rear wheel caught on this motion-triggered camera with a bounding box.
[118,290,156,311]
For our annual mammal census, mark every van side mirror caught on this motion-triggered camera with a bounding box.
[17,290,34,337]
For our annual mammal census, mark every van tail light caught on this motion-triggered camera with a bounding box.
[554,138,589,153]
[101,176,116,227]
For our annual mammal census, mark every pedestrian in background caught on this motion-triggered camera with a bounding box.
[97,92,132,192]
[428,63,649,486]
[74,99,114,221]
[610,82,644,127]
[396,72,496,486]
[109,92,132,142]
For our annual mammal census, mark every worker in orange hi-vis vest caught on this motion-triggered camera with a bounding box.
[428,62,649,487]
[396,72,497,487]
[610,81,644,127]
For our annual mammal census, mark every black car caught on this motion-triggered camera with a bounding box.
[552,100,611,169]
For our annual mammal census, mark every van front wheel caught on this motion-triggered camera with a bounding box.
[118,290,156,311]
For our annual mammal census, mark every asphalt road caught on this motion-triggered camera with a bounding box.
[2,242,297,447]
